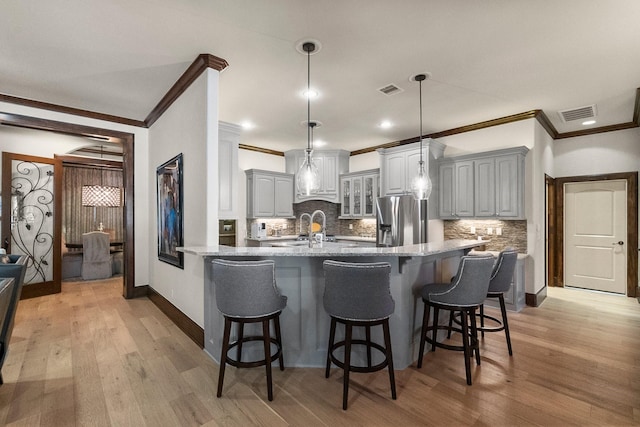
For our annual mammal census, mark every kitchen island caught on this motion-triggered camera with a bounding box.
[181,239,484,369]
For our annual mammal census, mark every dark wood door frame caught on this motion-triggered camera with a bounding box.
[546,174,557,288]
[1,152,63,298]
[553,172,638,297]
[0,112,139,299]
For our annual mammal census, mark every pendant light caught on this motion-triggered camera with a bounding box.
[410,73,432,200]
[296,41,321,196]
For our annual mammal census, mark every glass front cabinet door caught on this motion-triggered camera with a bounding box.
[352,177,362,216]
[364,174,378,216]
[341,178,351,216]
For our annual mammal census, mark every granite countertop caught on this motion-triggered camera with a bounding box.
[469,249,529,260]
[244,235,376,243]
[179,239,484,258]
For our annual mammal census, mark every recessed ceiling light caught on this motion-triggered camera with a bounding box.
[314,139,327,147]
[303,89,319,99]
[582,120,596,126]
[379,120,393,129]
[241,121,255,130]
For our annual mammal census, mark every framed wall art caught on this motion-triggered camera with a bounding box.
[157,153,184,268]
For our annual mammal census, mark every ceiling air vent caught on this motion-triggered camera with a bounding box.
[378,84,403,96]
[558,104,597,123]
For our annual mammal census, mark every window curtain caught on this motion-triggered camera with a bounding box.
[62,165,124,246]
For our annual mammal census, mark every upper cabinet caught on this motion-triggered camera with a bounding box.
[245,169,294,218]
[438,146,528,219]
[218,122,241,218]
[285,149,350,203]
[339,169,380,218]
[378,140,446,197]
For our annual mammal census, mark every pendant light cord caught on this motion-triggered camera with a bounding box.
[307,45,311,151]
[419,77,423,163]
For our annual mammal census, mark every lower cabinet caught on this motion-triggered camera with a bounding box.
[245,169,294,218]
[483,256,526,312]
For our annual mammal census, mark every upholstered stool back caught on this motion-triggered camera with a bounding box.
[323,260,394,321]
[212,259,286,317]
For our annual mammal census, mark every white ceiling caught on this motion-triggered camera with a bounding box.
[2,1,640,153]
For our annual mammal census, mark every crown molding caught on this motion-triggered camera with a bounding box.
[0,93,146,127]
[144,54,228,127]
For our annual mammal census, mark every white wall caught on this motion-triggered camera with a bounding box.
[0,101,151,287]
[148,70,220,327]
[438,119,536,156]
[554,128,640,177]
[554,127,640,288]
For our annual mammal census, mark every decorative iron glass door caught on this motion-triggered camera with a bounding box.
[1,152,62,297]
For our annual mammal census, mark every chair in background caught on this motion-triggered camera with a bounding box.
[211,259,287,401]
[81,231,112,280]
[478,248,519,355]
[417,254,494,385]
[0,254,28,385]
[323,260,396,410]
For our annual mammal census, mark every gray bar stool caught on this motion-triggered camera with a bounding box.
[323,260,396,410]
[417,254,494,385]
[211,259,287,401]
[479,248,518,355]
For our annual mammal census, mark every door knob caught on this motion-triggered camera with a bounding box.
[612,241,624,245]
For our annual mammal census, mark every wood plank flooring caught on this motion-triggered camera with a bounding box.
[0,279,639,426]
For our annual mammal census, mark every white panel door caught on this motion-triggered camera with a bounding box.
[564,180,627,294]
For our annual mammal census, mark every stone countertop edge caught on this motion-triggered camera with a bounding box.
[178,239,484,257]
[244,235,376,243]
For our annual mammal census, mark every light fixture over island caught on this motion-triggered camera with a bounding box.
[180,239,485,369]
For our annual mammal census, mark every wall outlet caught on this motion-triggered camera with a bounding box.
[470,226,476,234]
[349,224,353,230]
[496,227,502,236]
[487,227,493,235]
[282,223,287,229]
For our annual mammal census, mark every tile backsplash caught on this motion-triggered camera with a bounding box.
[443,219,527,253]
[246,201,376,238]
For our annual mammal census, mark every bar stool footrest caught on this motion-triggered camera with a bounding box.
[225,336,282,369]
[329,339,389,373]
[424,324,476,353]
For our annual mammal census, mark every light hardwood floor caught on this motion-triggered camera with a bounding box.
[0,278,639,426]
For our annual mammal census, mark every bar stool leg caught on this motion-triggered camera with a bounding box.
[236,322,244,362]
[326,317,337,378]
[365,325,372,368]
[431,306,439,352]
[217,317,232,398]
[274,315,285,370]
[469,308,481,366]
[499,294,513,356]
[447,310,454,339]
[262,319,274,401]
[342,323,352,410]
[382,319,397,400]
[479,304,485,338]
[417,302,430,368]
[461,310,472,385]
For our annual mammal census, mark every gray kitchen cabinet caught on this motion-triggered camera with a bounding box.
[339,169,379,218]
[483,255,526,312]
[438,160,474,218]
[439,146,528,219]
[245,169,294,218]
[378,140,445,197]
[285,149,349,203]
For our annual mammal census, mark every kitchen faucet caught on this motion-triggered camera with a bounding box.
[299,212,312,235]
[309,210,326,248]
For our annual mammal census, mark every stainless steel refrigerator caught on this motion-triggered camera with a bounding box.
[375,195,428,247]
